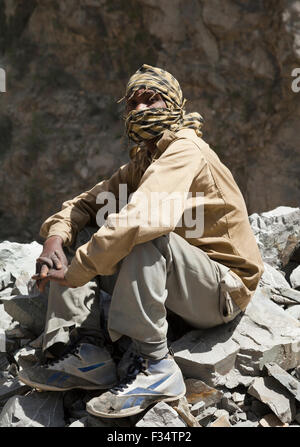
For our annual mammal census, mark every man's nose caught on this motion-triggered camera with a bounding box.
[135,103,148,111]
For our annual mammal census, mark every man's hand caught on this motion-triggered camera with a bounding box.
[32,266,75,292]
[34,236,70,292]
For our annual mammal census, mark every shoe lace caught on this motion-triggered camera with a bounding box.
[45,345,81,368]
[111,354,149,394]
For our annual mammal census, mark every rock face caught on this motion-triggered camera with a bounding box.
[0,207,300,427]
[0,0,300,242]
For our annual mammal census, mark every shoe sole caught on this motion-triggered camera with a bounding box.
[18,375,116,392]
[86,391,187,418]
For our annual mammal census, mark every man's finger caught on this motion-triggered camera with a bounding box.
[40,264,49,278]
[37,277,50,293]
[52,253,62,270]
[36,257,54,269]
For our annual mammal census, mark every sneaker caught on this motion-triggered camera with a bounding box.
[86,353,186,418]
[18,343,117,391]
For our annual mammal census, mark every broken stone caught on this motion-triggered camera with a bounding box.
[168,396,201,427]
[171,326,240,387]
[233,420,259,427]
[184,378,223,408]
[264,362,300,403]
[172,286,300,387]
[135,402,187,427]
[195,406,217,426]
[232,392,246,405]
[68,417,88,427]
[0,391,65,427]
[285,306,300,323]
[249,207,300,268]
[0,241,42,291]
[214,409,230,419]
[87,414,130,427]
[0,271,12,291]
[209,414,232,427]
[290,265,300,290]
[0,377,30,403]
[13,345,42,371]
[220,395,242,414]
[272,287,300,305]
[250,399,271,418]
[190,400,206,415]
[259,413,289,427]
[1,292,48,336]
[261,263,291,289]
[248,377,296,423]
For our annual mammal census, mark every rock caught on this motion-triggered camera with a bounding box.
[0,242,42,292]
[1,293,48,336]
[195,406,217,426]
[172,287,300,387]
[248,377,296,424]
[171,326,240,387]
[250,399,270,418]
[209,414,232,427]
[231,392,246,405]
[0,391,65,427]
[261,263,291,289]
[68,417,88,427]
[264,362,300,403]
[0,377,30,403]
[289,264,300,290]
[184,378,223,408]
[190,401,206,415]
[259,414,289,427]
[272,287,300,305]
[168,396,201,427]
[249,207,300,268]
[233,420,259,427]
[285,305,300,321]
[135,402,187,427]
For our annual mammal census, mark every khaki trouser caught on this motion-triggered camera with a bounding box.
[43,227,242,359]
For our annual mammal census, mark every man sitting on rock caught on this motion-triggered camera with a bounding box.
[18,64,264,418]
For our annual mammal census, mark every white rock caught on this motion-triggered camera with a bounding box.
[135,402,187,427]
[0,391,65,427]
[285,305,300,321]
[171,287,300,386]
[249,207,300,268]
[261,263,290,289]
[290,265,300,289]
[248,377,296,423]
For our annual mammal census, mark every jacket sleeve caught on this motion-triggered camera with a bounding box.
[65,138,205,286]
[40,162,133,247]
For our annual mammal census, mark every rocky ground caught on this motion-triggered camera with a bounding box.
[1,0,300,242]
[0,206,300,427]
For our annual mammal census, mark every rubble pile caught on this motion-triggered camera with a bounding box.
[0,206,300,427]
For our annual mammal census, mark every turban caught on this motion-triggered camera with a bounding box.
[120,64,204,143]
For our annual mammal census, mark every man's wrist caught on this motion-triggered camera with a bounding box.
[45,235,64,246]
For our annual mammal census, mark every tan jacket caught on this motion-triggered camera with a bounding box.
[40,129,264,310]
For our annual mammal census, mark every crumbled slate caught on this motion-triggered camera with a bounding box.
[0,391,65,427]
[248,377,296,423]
[264,362,300,403]
[135,402,187,427]
[249,207,300,268]
[290,265,300,290]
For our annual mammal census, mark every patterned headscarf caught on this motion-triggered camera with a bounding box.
[119,64,204,143]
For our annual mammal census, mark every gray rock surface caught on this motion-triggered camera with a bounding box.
[0,206,299,427]
[0,391,65,427]
[248,377,296,424]
[249,207,300,268]
[290,265,300,290]
[135,402,187,427]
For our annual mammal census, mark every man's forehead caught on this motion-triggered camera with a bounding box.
[128,88,157,100]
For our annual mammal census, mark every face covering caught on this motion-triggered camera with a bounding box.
[120,64,204,144]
